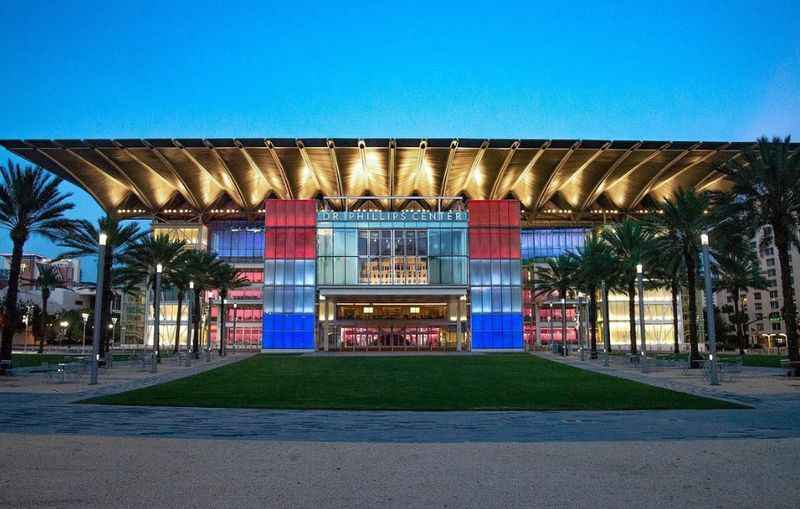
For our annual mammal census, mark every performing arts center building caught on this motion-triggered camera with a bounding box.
[0,138,745,352]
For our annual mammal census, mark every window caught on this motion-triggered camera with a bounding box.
[754,292,762,300]
[768,280,777,288]
[768,269,777,277]
[755,302,763,311]
[209,221,264,260]
[770,290,779,298]
[767,258,775,267]
[771,300,780,309]
[762,247,774,256]
[772,322,782,331]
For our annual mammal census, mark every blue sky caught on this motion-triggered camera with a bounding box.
[1,0,799,279]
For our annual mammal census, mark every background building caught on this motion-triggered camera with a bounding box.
[0,137,751,352]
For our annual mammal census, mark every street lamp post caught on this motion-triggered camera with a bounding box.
[561,297,567,356]
[577,295,585,361]
[152,263,162,373]
[636,263,648,373]
[107,316,117,368]
[89,232,107,385]
[81,312,89,353]
[701,233,720,385]
[601,280,611,367]
[186,281,194,367]
[232,303,238,354]
[206,297,213,362]
[59,320,69,344]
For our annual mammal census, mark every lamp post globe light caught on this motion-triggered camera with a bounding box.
[81,312,90,352]
[701,232,720,385]
[636,263,648,373]
[152,262,163,373]
[89,232,108,385]
[186,280,194,367]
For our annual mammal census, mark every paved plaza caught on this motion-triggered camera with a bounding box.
[1,352,799,508]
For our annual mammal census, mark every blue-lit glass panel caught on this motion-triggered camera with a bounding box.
[520,228,589,260]
[209,221,265,260]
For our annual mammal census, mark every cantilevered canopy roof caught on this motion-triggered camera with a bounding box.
[0,138,752,222]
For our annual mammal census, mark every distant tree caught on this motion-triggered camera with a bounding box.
[602,218,654,354]
[209,263,248,356]
[712,136,800,374]
[0,162,74,366]
[29,264,67,353]
[568,232,616,358]
[57,216,144,360]
[644,189,715,366]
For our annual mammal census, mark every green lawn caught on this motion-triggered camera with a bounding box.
[10,354,73,368]
[84,354,745,410]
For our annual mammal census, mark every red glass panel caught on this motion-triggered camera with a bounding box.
[508,230,520,259]
[264,230,275,258]
[304,228,315,258]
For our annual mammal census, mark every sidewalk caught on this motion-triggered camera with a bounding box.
[0,352,254,402]
[534,351,800,409]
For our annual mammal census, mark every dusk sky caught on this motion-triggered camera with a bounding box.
[1,0,799,280]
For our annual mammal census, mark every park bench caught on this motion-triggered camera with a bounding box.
[719,358,743,382]
[47,362,82,384]
[779,359,800,376]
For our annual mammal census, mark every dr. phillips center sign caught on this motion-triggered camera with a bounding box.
[318,210,468,222]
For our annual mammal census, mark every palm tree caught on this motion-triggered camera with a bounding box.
[644,188,715,365]
[178,250,222,358]
[209,263,248,356]
[568,232,615,358]
[57,216,144,359]
[602,218,654,355]
[712,225,768,355]
[119,235,186,358]
[30,264,66,353]
[535,254,577,350]
[712,136,800,373]
[0,162,74,365]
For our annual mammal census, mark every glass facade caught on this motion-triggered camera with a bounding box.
[521,228,588,261]
[137,198,685,354]
[262,200,316,349]
[317,215,468,286]
[209,221,264,260]
[468,200,523,350]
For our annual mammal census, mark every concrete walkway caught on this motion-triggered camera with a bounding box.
[1,351,799,444]
[3,433,799,509]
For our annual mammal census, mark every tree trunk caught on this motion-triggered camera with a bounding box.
[773,224,799,374]
[671,280,680,354]
[38,291,49,354]
[589,286,598,359]
[628,279,638,354]
[732,289,745,356]
[218,296,226,356]
[192,291,201,358]
[684,246,701,366]
[99,242,113,360]
[174,291,183,353]
[1,235,26,364]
